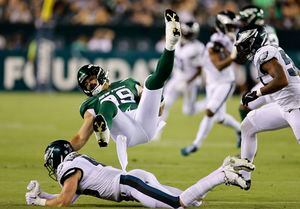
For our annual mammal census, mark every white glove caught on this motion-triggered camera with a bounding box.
[27,180,41,195]
[25,192,46,206]
[230,46,237,59]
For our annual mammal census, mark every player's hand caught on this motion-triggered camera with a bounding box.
[26,180,41,195]
[242,91,259,106]
[25,192,46,206]
[230,46,237,60]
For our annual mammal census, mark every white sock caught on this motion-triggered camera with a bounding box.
[180,168,225,207]
[193,116,214,147]
[165,22,180,51]
[221,114,241,131]
[240,118,257,180]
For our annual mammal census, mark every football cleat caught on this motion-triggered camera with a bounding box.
[181,144,198,156]
[164,9,181,51]
[223,166,248,189]
[244,179,251,191]
[222,156,255,172]
[93,114,110,147]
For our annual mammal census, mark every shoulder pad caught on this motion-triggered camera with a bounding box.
[79,98,93,118]
[125,78,141,86]
[57,160,82,185]
[254,45,278,68]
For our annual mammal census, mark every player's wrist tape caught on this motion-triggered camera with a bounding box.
[256,88,262,97]
[36,197,46,206]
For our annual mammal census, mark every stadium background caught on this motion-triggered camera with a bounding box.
[0,0,300,209]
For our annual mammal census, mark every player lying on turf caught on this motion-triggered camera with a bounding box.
[25,140,255,208]
[235,25,300,190]
[69,9,180,170]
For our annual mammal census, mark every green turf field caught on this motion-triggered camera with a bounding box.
[0,92,299,209]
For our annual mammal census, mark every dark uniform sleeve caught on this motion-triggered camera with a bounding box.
[79,98,92,118]
[97,101,117,129]
[60,168,83,185]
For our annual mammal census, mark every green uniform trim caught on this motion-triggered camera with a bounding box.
[97,101,117,129]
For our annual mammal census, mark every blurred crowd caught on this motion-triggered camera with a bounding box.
[0,0,299,50]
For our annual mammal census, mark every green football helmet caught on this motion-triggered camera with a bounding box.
[239,5,264,26]
[77,64,109,97]
[44,140,73,181]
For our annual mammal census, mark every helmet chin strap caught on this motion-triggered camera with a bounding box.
[92,84,104,96]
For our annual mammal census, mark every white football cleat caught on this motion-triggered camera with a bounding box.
[164,9,181,51]
[93,114,110,147]
[223,165,248,189]
[222,155,255,172]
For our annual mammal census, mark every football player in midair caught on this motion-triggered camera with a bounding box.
[181,11,242,156]
[161,19,206,129]
[235,25,300,190]
[68,9,181,169]
[25,140,255,207]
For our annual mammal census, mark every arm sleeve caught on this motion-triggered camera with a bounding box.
[98,101,118,129]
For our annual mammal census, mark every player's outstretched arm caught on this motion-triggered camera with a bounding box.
[26,171,81,207]
[45,171,81,207]
[70,111,94,151]
[259,58,288,95]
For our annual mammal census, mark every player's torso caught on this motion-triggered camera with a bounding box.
[254,45,300,111]
[173,40,205,80]
[81,78,140,115]
[57,153,122,201]
[203,33,235,84]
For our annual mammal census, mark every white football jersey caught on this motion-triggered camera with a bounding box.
[56,152,122,202]
[203,32,235,84]
[173,39,205,81]
[254,45,300,111]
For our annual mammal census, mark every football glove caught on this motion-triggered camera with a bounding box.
[93,114,110,147]
[25,192,46,206]
[242,91,259,106]
[26,180,41,195]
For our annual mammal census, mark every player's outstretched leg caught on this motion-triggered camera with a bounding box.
[179,156,255,207]
[145,9,181,90]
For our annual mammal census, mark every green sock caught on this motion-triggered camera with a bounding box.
[239,107,251,121]
[145,49,174,90]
